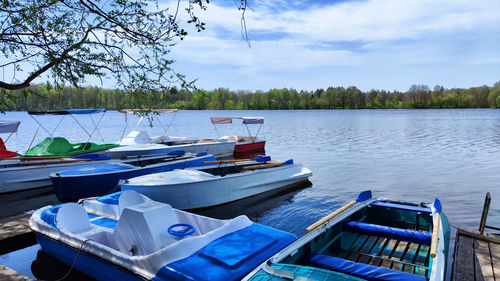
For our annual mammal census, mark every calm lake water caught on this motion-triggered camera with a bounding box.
[1,109,500,278]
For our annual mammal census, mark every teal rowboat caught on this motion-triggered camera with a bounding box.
[244,190,450,281]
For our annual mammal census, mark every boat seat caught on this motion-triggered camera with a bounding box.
[343,221,432,245]
[118,190,151,216]
[370,201,432,214]
[0,138,17,158]
[112,200,179,256]
[306,254,427,281]
[56,203,93,234]
[47,137,73,154]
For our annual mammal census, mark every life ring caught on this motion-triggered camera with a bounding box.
[168,223,195,237]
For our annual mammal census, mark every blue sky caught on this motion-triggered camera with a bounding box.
[161,0,500,92]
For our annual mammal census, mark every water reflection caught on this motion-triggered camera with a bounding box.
[31,250,96,281]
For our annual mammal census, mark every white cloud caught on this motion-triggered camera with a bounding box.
[163,0,500,91]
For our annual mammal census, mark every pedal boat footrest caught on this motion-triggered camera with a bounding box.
[343,221,432,245]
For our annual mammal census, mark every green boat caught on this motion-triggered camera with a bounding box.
[244,190,450,281]
[24,136,118,157]
[22,109,119,157]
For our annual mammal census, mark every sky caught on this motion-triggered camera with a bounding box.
[159,0,500,92]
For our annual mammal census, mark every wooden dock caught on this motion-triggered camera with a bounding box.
[0,214,36,280]
[452,228,500,281]
[0,213,36,255]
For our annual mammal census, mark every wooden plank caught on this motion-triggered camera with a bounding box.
[380,240,398,269]
[402,243,419,273]
[453,234,475,281]
[345,234,368,261]
[0,214,31,240]
[369,238,389,266]
[391,241,408,271]
[357,236,379,264]
[459,228,500,245]
[415,245,430,276]
[489,242,500,280]
[474,239,494,281]
[0,264,33,281]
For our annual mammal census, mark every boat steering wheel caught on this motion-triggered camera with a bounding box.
[168,224,195,237]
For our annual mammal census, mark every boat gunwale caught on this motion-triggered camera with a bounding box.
[121,163,311,187]
[48,154,202,178]
[242,197,446,281]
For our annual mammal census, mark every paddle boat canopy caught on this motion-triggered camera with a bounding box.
[23,109,118,157]
[211,116,266,154]
[30,190,297,281]
[0,120,20,159]
[106,109,235,158]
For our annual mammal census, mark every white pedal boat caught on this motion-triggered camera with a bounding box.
[29,190,297,281]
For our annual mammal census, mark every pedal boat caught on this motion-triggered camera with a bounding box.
[29,190,297,281]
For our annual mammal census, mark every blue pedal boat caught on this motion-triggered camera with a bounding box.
[243,190,450,281]
[50,152,216,202]
[29,190,297,281]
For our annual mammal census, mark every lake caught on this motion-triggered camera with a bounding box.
[1,109,499,278]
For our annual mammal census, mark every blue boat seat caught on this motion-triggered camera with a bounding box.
[344,221,432,245]
[306,254,427,281]
[371,201,432,214]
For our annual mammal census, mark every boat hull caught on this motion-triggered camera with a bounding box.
[0,160,112,194]
[234,140,266,153]
[51,154,216,201]
[121,164,312,209]
[243,196,450,281]
[106,142,235,159]
[30,191,297,281]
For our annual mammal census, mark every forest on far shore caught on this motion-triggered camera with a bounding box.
[2,82,500,111]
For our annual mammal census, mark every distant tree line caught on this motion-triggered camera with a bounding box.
[2,82,500,111]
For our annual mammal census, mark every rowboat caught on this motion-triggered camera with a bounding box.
[0,154,111,194]
[23,109,119,157]
[119,158,312,209]
[50,152,216,202]
[243,190,450,281]
[0,120,20,159]
[211,116,266,154]
[105,109,235,158]
[29,190,297,281]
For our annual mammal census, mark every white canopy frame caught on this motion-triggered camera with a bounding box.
[26,109,108,153]
[119,109,179,142]
[0,120,20,153]
[210,117,264,143]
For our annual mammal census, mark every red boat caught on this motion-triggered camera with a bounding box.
[0,120,20,159]
[210,116,266,154]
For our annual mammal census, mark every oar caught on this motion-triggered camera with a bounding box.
[430,198,442,258]
[305,190,372,233]
[243,162,283,170]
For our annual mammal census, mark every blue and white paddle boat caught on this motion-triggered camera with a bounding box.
[119,157,312,209]
[29,190,297,281]
[243,190,450,281]
[50,152,216,202]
